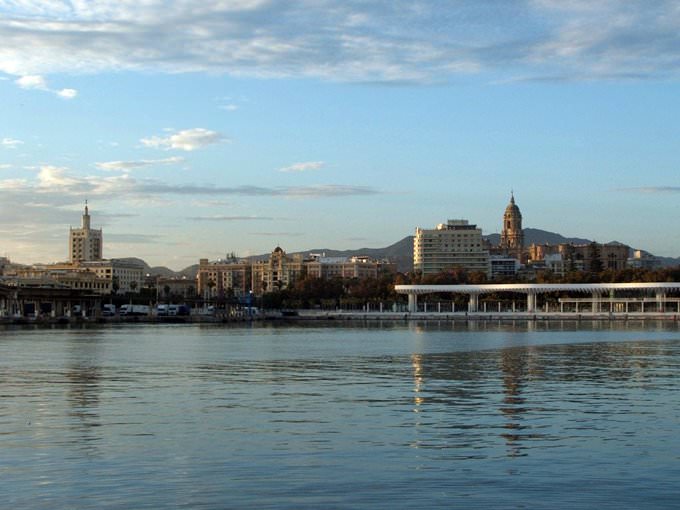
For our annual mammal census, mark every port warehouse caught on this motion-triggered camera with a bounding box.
[0,283,251,318]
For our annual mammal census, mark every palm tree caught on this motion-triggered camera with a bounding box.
[129,280,138,305]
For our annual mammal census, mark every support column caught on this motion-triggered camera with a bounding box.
[657,292,666,313]
[468,294,478,313]
[526,293,537,313]
[408,293,417,313]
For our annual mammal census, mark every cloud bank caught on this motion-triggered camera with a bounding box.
[2,1,680,83]
[0,165,380,205]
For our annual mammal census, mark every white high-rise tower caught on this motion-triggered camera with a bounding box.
[69,202,103,263]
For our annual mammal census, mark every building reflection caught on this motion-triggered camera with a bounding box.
[411,354,425,411]
[403,329,671,458]
[65,331,103,452]
[499,347,531,457]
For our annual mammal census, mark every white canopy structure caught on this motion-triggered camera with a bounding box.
[395,282,680,313]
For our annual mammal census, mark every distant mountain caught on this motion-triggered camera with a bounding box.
[114,257,180,278]
[178,264,199,279]
[121,228,680,278]
[270,236,415,273]
[656,256,680,267]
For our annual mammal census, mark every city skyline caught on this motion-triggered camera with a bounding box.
[2,1,680,269]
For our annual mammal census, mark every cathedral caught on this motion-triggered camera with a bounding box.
[500,193,524,260]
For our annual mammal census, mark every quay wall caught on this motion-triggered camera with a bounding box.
[2,311,680,325]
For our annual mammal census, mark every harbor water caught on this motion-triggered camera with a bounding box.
[2,321,680,509]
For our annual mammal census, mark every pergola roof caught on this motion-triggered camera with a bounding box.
[395,282,680,295]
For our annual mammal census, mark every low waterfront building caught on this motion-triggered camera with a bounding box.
[80,259,144,294]
[157,276,197,300]
[11,264,111,294]
[0,281,103,318]
[489,256,520,279]
[529,242,630,272]
[305,254,396,280]
[8,259,144,296]
[414,219,490,276]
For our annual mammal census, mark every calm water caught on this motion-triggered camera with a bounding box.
[2,320,680,509]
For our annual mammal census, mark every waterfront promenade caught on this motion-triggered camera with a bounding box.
[3,308,680,325]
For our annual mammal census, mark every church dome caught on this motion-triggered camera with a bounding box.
[504,194,522,218]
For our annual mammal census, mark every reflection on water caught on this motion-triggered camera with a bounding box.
[1,322,680,509]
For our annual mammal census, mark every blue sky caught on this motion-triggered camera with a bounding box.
[1,0,679,269]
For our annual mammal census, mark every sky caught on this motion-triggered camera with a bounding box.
[1,0,680,269]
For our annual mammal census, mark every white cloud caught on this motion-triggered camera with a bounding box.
[95,156,184,171]
[16,75,48,90]
[141,128,227,151]
[14,74,77,98]
[57,88,78,99]
[279,161,325,173]
[37,165,83,189]
[0,164,12,169]
[1,138,24,148]
[1,1,678,83]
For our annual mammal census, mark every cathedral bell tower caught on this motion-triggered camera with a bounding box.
[500,193,524,260]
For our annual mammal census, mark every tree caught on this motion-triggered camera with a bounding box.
[589,242,604,275]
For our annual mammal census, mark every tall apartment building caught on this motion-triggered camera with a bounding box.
[251,247,304,294]
[197,258,252,298]
[69,202,103,263]
[414,219,490,276]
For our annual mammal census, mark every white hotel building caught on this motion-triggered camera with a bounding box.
[413,219,490,276]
